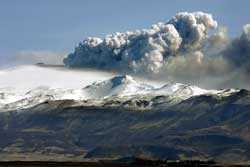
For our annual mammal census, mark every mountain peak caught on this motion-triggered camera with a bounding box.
[110,75,135,88]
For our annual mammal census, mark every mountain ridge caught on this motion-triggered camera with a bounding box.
[0,74,237,112]
[1,67,250,163]
[0,88,250,163]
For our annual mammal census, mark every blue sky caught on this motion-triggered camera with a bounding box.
[0,0,250,65]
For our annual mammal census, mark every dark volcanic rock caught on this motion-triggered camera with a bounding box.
[0,90,250,163]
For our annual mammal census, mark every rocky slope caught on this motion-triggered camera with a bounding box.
[0,86,250,163]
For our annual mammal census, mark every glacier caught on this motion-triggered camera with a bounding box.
[0,65,238,112]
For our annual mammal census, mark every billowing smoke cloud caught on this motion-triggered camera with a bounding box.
[223,24,250,68]
[64,12,250,89]
[64,12,217,73]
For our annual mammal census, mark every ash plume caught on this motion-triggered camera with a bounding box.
[64,12,250,89]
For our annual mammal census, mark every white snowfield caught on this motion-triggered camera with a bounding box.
[0,65,239,112]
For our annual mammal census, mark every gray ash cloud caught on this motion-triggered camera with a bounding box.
[64,12,250,89]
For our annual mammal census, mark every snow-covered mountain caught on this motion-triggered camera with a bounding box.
[0,72,238,112]
[0,66,249,163]
[82,75,154,98]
